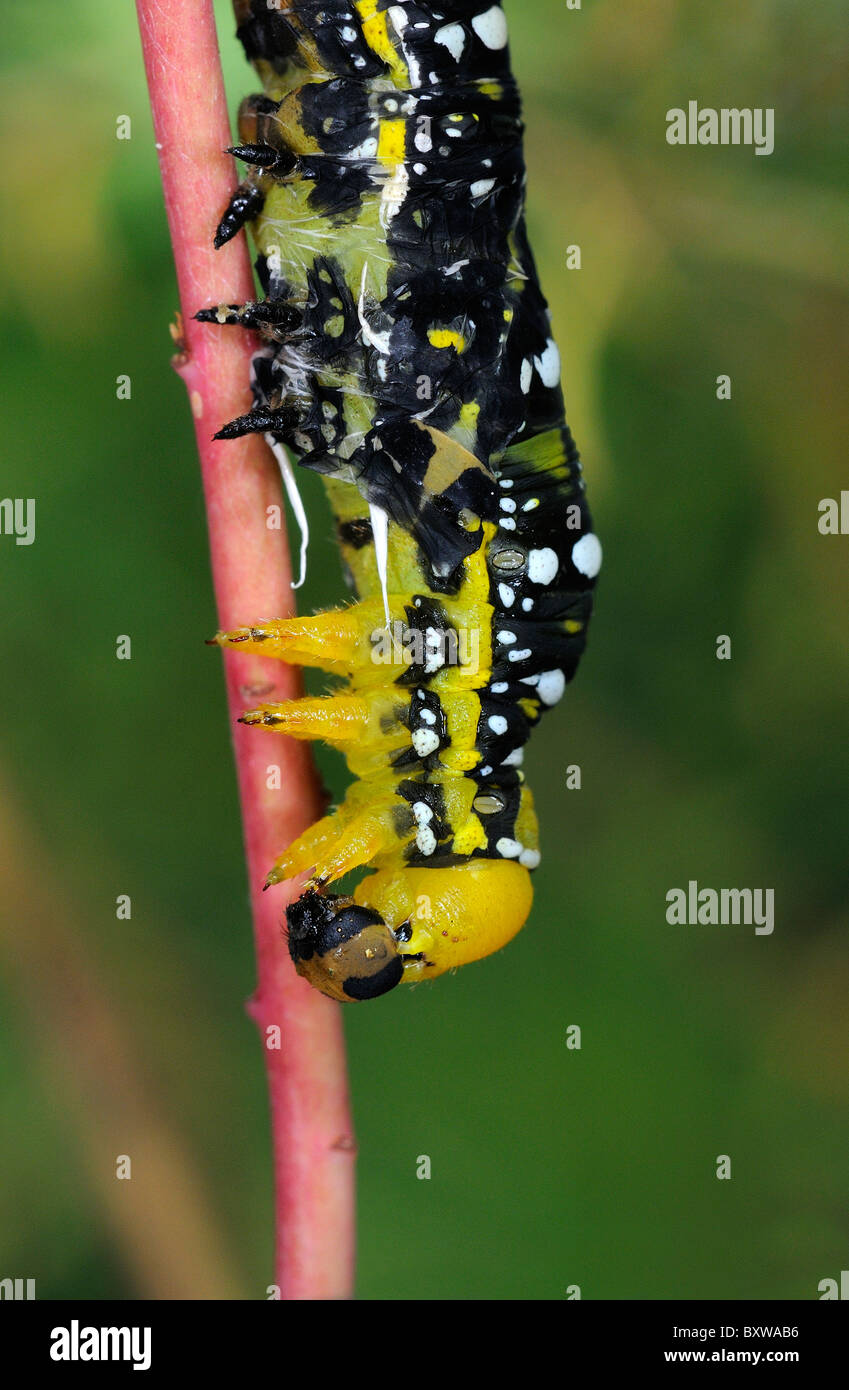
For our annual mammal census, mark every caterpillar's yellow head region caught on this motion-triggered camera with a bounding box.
[288,860,533,1002]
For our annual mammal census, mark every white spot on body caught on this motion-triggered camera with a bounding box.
[488,715,508,735]
[508,648,532,662]
[571,532,602,578]
[497,629,516,645]
[519,848,541,869]
[472,6,509,49]
[424,627,445,674]
[470,177,495,197]
[434,22,467,61]
[490,682,508,694]
[416,825,437,855]
[520,358,532,393]
[412,728,440,757]
[380,162,410,228]
[522,597,534,612]
[527,546,559,585]
[496,837,522,859]
[500,517,516,530]
[419,707,436,725]
[498,583,514,607]
[533,337,561,388]
[502,747,524,767]
[537,669,566,706]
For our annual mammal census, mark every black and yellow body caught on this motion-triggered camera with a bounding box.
[204,1,600,999]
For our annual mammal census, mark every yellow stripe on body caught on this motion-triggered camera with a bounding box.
[355,1,409,83]
[377,117,407,166]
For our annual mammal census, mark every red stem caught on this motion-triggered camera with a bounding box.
[135,0,355,1299]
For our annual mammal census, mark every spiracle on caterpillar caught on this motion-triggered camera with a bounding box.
[201,0,600,1001]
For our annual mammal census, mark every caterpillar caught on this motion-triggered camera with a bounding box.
[202,0,600,1001]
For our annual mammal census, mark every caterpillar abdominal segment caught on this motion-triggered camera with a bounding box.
[206,1,600,1001]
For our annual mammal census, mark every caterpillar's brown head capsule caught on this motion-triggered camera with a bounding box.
[286,890,403,1002]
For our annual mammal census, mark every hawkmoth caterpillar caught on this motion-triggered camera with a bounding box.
[203,0,600,1000]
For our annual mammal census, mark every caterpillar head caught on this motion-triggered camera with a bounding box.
[286,890,403,1002]
[287,861,533,1001]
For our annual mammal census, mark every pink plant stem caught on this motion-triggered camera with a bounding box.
[136,0,355,1299]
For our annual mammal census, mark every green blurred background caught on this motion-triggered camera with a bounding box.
[1,0,847,1300]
